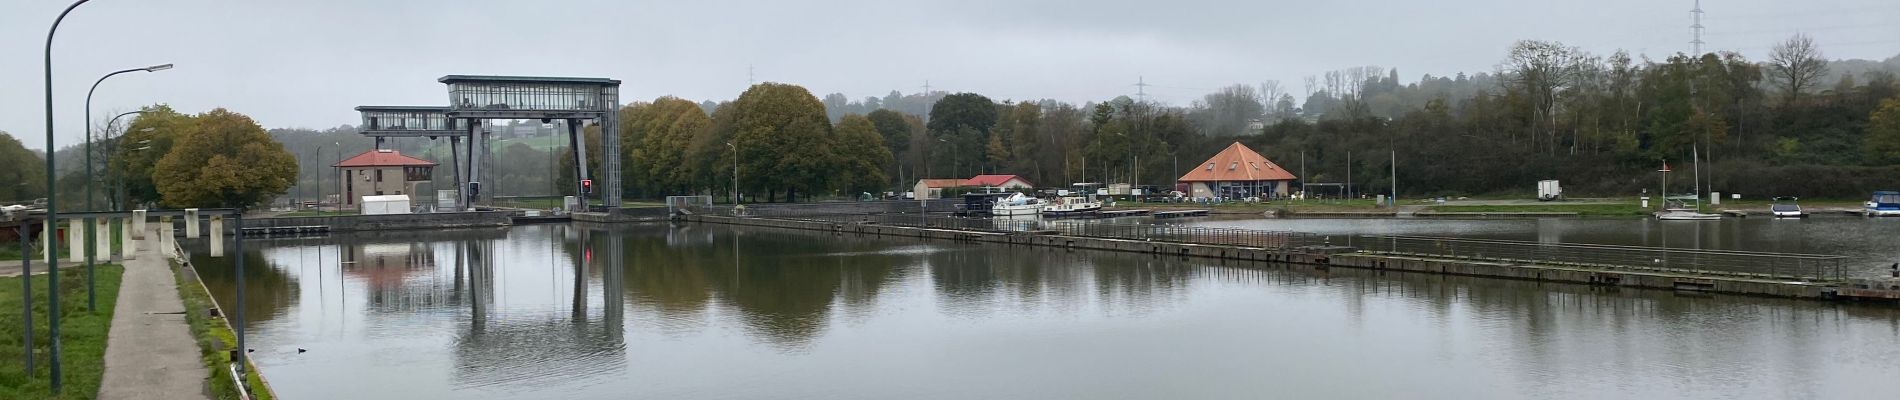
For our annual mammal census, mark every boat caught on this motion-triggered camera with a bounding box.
[1042,196,1102,216]
[1868,191,1900,217]
[990,192,1046,216]
[1655,199,1720,220]
[1770,196,1807,218]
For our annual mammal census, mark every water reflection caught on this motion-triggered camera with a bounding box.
[185,222,1900,400]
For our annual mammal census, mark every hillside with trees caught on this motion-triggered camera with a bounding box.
[230,34,1900,204]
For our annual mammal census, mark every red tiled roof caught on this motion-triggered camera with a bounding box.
[334,150,437,168]
[1177,142,1295,182]
[966,174,1031,187]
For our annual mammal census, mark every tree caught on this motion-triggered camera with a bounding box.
[719,83,834,202]
[866,109,913,185]
[926,93,997,177]
[1869,97,1900,163]
[1768,33,1829,106]
[627,96,711,195]
[1504,40,1587,153]
[832,115,892,194]
[0,131,46,202]
[152,108,298,208]
[1191,84,1265,136]
[111,105,194,207]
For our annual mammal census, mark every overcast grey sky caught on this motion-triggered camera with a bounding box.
[5,0,1897,151]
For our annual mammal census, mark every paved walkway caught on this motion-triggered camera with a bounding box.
[98,226,210,400]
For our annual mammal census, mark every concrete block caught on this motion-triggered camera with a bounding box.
[184,208,200,238]
[68,220,83,261]
[121,218,137,260]
[94,218,110,262]
[132,209,148,239]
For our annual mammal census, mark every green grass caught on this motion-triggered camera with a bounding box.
[172,261,274,400]
[0,264,124,400]
[1428,203,1651,216]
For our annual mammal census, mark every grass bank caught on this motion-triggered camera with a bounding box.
[171,260,274,400]
[0,264,124,399]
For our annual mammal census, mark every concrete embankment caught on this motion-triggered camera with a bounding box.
[687,215,1844,300]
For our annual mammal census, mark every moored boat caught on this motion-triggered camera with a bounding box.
[1042,196,1102,216]
[990,192,1045,216]
[1868,191,1900,217]
[1771,196,1806,218]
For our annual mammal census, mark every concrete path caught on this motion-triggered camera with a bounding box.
[97,226,210,400]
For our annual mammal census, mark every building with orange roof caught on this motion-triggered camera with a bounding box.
[1176,142,1296,199]
[333,149,436,207]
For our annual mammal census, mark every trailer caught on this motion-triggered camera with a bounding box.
[1537,180,1562,201]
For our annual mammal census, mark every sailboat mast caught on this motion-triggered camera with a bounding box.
[1693,146,1701,208]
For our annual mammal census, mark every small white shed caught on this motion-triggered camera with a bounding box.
[360,195,413,215]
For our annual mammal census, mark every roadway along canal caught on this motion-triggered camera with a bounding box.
[187,223,1899,399]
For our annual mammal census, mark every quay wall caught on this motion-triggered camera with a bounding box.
[687,215,1836,300]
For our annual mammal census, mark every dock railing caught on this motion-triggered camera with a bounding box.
[720,211,1850,282]
[1347,235,1847,281]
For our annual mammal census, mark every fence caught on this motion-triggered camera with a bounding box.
[804,213,1331,250]
[747,212,1848,281]
[1347,235,1847,281]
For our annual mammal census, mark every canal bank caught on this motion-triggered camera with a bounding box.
[685,214,1892,302]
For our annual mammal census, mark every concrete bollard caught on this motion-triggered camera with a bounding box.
[42,221,54,264]
[68,220,83,262]
[95,218,112,263]
[159,216,174,255]
[184,208,200,239]
[132,209,148,239]
[208,216,224,257]
[121,217,137,260]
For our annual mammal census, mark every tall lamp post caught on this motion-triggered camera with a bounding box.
[103,111,147,211]
[86,64,172,212]
[726,142,738,206]
[42,0,93,391]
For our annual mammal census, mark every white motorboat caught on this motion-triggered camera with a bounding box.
[1770,196,1806,218]
[1042,196,1102,216]
[990,192,1045,216]
[1868,191,1900,217]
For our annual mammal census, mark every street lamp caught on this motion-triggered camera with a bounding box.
[103,111,145,211]
[726,141,738,205]
[42,0,93,390]
[86,63,172,212]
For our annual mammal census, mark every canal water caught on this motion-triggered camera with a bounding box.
[188,223,1900,399]
[1191,215,1900,277]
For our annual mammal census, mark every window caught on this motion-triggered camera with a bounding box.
[1229,162,1238,170]
[375,169,384,182]
[1206,163,1214,171]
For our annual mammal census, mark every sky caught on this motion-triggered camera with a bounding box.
[3,0,1898,151]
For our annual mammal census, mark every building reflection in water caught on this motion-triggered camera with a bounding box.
[450,225,627,391]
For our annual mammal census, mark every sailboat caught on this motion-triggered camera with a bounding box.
[1654,150,1721,221]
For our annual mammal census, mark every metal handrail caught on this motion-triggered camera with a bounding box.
[730,212,1850,281]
